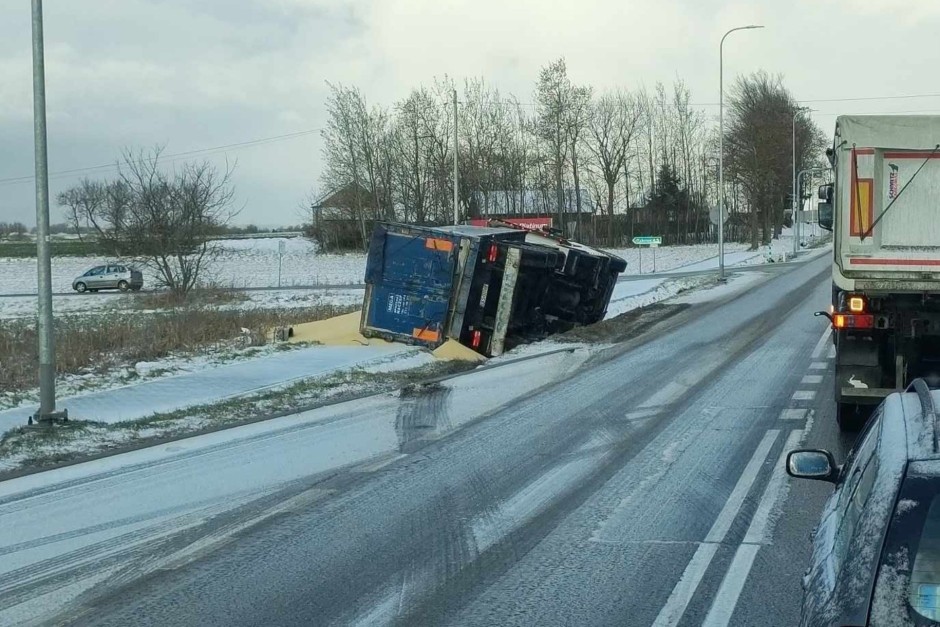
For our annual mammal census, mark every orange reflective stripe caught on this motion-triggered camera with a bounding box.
[412,328,440,342]
[425,238,454,252]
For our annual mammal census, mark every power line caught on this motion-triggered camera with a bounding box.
[693,91,940,107]
[813,107,940,116]
[0,128,322,186]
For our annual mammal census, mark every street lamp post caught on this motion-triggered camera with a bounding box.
[30,0,66,426]
[792,106,814,255]
[453,88,459,225]
[796,167,831,248]
[719,24,764,281]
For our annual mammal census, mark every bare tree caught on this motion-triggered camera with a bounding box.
[724,72,826,248]
[322,82,371,248]
[58,147,236,296]
[567,85,593,238]
[536,58,574,229]
[585,91,642,242]
[391,88,441,224]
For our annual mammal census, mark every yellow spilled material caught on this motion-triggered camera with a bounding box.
[289,311,384,347]
[288,311,487,362]
[432,339,486,362]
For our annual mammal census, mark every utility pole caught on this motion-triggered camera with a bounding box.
[30,0,66,426]
[453,88,459,225]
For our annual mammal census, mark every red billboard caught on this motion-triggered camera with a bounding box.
[469,217,553,230]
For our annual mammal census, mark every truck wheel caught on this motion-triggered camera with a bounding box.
[836,402,864,432]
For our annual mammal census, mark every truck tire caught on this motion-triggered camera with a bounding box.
[836,402,864,432]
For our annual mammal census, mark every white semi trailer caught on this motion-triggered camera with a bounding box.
[819,115,940,429]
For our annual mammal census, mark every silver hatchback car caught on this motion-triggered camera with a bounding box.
[72,264,144,293]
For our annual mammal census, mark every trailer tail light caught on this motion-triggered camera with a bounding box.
[848,296,865,313]
[471,330,482,348]
[833,313,874,329]
[487,243,499,263]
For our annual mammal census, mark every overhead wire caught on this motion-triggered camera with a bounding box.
[4,91,940,187]
[0,128,322,186]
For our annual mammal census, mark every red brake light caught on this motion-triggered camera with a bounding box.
[487,243,498,263]
[833,314,874,329]
[471,330,482,348]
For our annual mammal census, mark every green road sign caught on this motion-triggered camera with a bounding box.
[632,236,662,246]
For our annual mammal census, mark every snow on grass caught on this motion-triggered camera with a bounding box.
[0,288,367,320]
[605,242,748,275]
[0,355,474,473]
[604,276,710,319]
[0,341,309,412]
[0,232,821,297]
[0,237,366,295]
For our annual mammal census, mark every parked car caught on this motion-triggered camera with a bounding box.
[787,379,940,626]
[72,264,143,293]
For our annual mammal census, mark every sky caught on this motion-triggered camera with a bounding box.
[2,0,940,228]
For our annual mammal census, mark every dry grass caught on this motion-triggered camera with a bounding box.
[0,304,357,394]
[129,284,249,310]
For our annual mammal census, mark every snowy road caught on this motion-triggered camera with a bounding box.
[0,254,851,626]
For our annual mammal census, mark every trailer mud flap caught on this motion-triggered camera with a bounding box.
[835,336,882,402]
[490,248,520,356]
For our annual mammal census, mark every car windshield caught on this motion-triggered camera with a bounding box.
[911,497,940,620]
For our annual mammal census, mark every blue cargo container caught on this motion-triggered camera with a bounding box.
[360,222,626,356]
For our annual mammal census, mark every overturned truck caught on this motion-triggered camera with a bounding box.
[359,222,627,357]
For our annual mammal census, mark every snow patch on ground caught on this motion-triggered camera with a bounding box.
[673,272,768,305]
[605,277,708,319]
[0,237,366,295]
[0,342,310,413]
[359,349,437,374]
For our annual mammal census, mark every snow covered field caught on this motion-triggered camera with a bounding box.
[0,237,364,295]
[0,230,824,297]
[0,233,818,320]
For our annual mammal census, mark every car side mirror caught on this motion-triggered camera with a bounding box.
[818,202,833,231]
[786,449,839,483]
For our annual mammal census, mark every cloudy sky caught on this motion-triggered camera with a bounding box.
[2,0,939,227]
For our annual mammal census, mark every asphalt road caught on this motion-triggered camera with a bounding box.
[0,253,856,626]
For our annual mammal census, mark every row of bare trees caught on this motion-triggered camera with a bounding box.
[317,59,826,251]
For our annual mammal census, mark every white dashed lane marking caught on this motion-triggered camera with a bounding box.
[801,374,823,385]
[811,327,832,359]
[651,430,781,627]
[792,390,816,401]
[809,362,827,370]
[702,430,804,626]
[779,408,808,420]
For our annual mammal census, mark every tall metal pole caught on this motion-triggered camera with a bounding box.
[453,88,459,225]
[797,167,830,245]
[31,0,62,425]
[792,107,814,255]
[719,25,763,281]
[792,112,797,256]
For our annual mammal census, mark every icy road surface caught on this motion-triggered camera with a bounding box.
[0,254,851,626]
